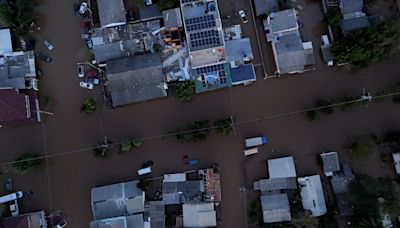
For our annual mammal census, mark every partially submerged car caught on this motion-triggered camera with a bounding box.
[239,10,248,23]
[79,81,94,90]
[38,52,52,63]
[43,39,54,51]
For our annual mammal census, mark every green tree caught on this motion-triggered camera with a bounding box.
[12,153,43,175]
[132,139,143,148]
[248,199,261,224]
[119,142,132,153]
[331,21,400,67]
[137,179,150,191]
[315,99,333,114]
[93,141,112,158]
[80,98,97,114]
[326,8,341,26]
[214,118,233,135]
[291,212,319,228]
[171,120,210,143]
[348,175,400,227]
[174,81,195,102]
[348,134,378,157]
[305,110,319,122]
[0,0,38,37]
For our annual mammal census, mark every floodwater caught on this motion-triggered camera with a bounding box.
[0,0,399,227]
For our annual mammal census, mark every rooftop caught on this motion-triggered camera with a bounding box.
[320,152,340,176]
[138,4,163,22]
[91,180,145,220]
[163,8,183,29]
[90,214,144,228]
[267,9,298,34]
[225,38,254,64]
[272,31,306,74]
[162,180,204,205]
[183,203,217,227]
[253,177,297,192]
[96,0,126,28]
[0,51,36,89]
[0,88,39,126]
[144,201,165,228]
[393,153,400,175]
[341,16,370,35]
[0,210,47,228]
[230,64,256,86]
[254,0,279,16]
[192,63,232,93]
[199,167,222,202]
[268,156,297,179]
[298,175,327,217]
[340,0,364,15]
[0,28,12,56]
[106,53,167,106]
[91,20,161,63]
[261,193,291,223]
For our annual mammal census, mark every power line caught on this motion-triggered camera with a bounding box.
[4,91,400,167]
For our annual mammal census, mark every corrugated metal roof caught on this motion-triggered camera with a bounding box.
[268,156,297,179]
[298,175,327,217]
[183,203,216,227]
[261,194,291,223]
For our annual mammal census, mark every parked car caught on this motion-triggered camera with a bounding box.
[77,65,85,78]
[0,191,23,204]
[183,155,199,165]
[38,52,52,63]
[86,39,93,49]
[79,2,88,15]
[43,39,54,51]
[9,200,19,216]
[86,78,99,85]
[245,136,267,148]
[79,81,94,90]
[55,220,67,228]
[239,10,248,23]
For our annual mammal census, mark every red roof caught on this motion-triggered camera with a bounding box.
[0,89,37,126]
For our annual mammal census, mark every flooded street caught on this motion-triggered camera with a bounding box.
[0,0,399,227]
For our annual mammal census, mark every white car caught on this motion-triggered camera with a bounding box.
[86,78,100,85]
[77,65,85,78]
[55,220,67,228]
[239,10,248,23]
[79,2,88,14]
[9,200,19,216]
[43,39,54,51]
[79,81,94,90]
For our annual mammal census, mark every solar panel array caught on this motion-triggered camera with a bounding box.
[189,30,221,49]
[197,64,227,86]
[185,15,216,31]
[181,0,197,3]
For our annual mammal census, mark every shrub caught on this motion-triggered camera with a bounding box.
[174,81,195,102]
[326,8,341,26]
[172,120,210,143]
[137,179,149,191]
[214,118,233,135]
[119,142,132,153]
[132,140,143,148]
[305,110,319,122]
[12,153,43,175]
[315,99,333,114]
[348,134,378,157]
[80,98,96,114]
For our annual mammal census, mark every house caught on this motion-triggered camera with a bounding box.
[0,88,40,126]
[91,20,161,63]
[183,203,217,227]
[198,167,222,202]
[254,0,279,16]
[180,0,232,93]
[162,176,204,205]
[264,9,315,75]
[297,175,327,217]
[230,64,256,86]
[0,210,47,228]
[392,152,400,175]
[0,51,38,90]
[225,38,254,65]
[106,53,168,106]
[260,193,291,223]
[339,0,370,35]
[253,177,297,193]
[91,180,145,221]
[268,156,297,179]
[320,151,340,176]
[0,28,12,56]
[331,164,354,216]
[96,0,126,28]
[144,201,165,228]
[163,8,183,30]
[90,214,144,228]
[138,4,163,22]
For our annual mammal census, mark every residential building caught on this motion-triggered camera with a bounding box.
[90,180,146,227]
[182,203,217,227]
[392,152,400,175]
[162,173,204,205]
[268,156,297,179]
[96,0,126,28]
[297,175,327,217]
[180,0,232,92]
[144,201,165,228]
[0,210,47,228]
[339,0,370,35]
[320,151,340,176]
[260,194,291,223]
[138,4,163,22]
[264,9,315,75]
[253,177,297,193]
[331,164,354,216]
[0,88,40,126]
[106,53,167,107]
[0,51,38,90]
[254,0,279,16]
[163,8,183,30]
[0,28,12,56]
[198,167,222,202]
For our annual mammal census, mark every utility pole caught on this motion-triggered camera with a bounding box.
[230,116,237,136]
[361,88,372,107]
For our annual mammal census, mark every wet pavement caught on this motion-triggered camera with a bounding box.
[0,0,400,227]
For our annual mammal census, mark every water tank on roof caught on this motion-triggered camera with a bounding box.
[205,72,218,85]
[208,2,216,11]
